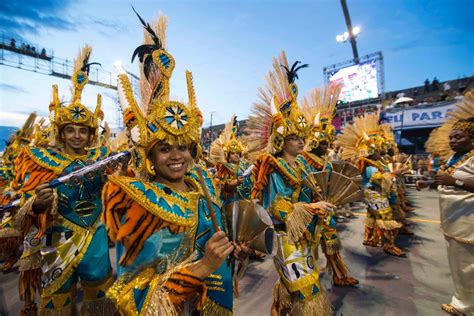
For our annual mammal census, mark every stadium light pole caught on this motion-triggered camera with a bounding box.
[339,0,360,64]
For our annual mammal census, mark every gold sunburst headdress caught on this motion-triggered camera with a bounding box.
[30,118,52,148]
[210,115,244,163]
[335,112,384,161]
[117,9,202,175]
[425,89,474,160]
[379,123,397,153]
[301,83,342,150]
[2,112,37,163]
[49,45,103,144]
[245,51,309,158]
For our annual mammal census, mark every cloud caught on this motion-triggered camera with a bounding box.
[0,0,75,38]
[0,0,126,40]
[0,111,46,128]
[0,83,28,94]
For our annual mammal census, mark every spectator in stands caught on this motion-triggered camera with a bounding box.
[40,48,46,57]
[424,78,431,93]
[432,77,440,91]
[417,155,428,176]
[10,38,15,48]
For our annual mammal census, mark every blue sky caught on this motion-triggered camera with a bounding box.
[0,0,473,129]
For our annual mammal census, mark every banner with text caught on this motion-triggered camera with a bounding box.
[381,101,456,130]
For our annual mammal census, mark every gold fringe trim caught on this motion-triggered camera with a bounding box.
[81,297,116,316]
[107,254,200,316]
[375,219,402,230]
[0,236,22,256]
[19,251,42,271]
[322,238,341,255]
[272,279,291,309]
[14,196,35,229]
[289,290,333,316]
[326,253,349,279]
[19,268,42,301]
[286,203,314,244]
[39,303,73,316]
[201,298,233,316]
[364,217,376,228]
[0,228,22,238]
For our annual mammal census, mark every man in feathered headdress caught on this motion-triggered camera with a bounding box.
[13,45,115,315]
[0,113,38,276]
[246,52,335,316]
[296,84,359,287]
[210,115,252,203]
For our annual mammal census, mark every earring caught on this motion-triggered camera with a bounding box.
[145,159,155,176]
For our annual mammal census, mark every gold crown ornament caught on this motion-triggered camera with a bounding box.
[335,112,385,161]
[210,115,245,163]
[246,51,310,158]
[117,9,203,176]
[379,123,398,153]
[301,83,342,150]
[49,45,103,145]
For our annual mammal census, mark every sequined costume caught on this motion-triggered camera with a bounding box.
[13,46,115,315]
[210,115,252,204]
[297,83,359,287]
[104,11,233,315]
[336,113,404,256]
[246,52,332,316]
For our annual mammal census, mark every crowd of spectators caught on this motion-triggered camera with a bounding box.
[6,38,49,59]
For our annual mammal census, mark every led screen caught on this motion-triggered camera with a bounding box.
[328,60,378,103]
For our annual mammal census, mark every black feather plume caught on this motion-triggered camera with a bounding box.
[281,61,309,83]
[81,62,102,75]
[131,6,164,80]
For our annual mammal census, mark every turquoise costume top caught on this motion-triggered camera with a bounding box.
[15,146,112,303]
[103,166,233,315]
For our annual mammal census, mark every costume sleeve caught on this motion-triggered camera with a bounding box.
[13,149,57,237]
[265,172,323,243]
[102,181,208,313]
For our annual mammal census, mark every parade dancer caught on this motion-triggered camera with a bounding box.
[210,115,252,204]
[103,11,246,315]
[297,84,359,287]
[421,90,474,315]
[246,52,334,315]
[0,113,37,273]
[14,45,115,315]
[336,113,405,257]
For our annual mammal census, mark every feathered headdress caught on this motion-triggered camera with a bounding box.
[335,112,384,161]
[49,45,103,144]
[425,89,474,159]
[379,123,397,152]
[210,115,244,163]
[245,51,309,157]
[301,83,342,150]
[117,9,202,175]
[2,112,38,167]
[30,118,52,148]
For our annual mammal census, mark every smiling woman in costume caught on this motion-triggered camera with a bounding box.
[103,10,240,315]
[246,52,335,316]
